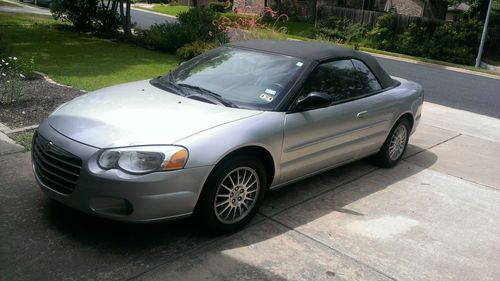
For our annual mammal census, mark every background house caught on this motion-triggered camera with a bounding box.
[266,0,461,20]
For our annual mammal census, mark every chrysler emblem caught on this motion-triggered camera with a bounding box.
[46,141,54,151]
[44,141,64,156]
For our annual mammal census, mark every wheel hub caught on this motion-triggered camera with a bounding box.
[229,185,248,207]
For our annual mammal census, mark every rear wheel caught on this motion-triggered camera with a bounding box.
[195,155,266,234]
[374,118,410,168]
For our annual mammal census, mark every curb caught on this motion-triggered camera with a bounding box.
[0,121,37,135]
[365,52,500,81]
[4,125,38,134]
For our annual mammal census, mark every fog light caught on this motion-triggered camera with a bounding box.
[90,197,133,216]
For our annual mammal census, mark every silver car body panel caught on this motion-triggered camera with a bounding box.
[34,75,423,222]
[35,121,213,222]
[48,80,262,148]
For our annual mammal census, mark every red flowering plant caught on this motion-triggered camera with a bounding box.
[210,6,289,44]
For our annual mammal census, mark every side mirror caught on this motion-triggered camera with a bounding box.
[295,92,332,111]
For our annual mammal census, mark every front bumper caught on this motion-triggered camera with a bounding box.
[33,121,214,222]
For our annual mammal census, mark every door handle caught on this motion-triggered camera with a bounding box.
[357,111,368,118]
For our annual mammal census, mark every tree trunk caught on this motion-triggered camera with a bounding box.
[124,0,132,37]
[119,0,125,28]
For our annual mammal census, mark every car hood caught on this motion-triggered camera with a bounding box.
[48,80,262,148]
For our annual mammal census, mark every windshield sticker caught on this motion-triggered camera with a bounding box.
[265,89,277,95]
[296,62,304,67]
[259,93,274,102]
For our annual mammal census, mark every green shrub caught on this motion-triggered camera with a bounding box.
[426,18,482,65]
[137,23,194,53]
[366,13,398,51]
[176,40,217,61]
[51,0,98,31]
[316,16,367,44]
[94,6,121,36]
[51,0,120,35]
[137,7,227,53]
[209,2,225,13]
[178,7,225,42]
[398,22,434,57]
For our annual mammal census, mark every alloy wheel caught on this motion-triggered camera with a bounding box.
[388,124,408,161]
[214,167,260,224]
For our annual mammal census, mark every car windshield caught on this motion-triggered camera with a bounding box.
[154,47,307,110]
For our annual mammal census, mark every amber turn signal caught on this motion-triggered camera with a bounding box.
[163,149,188,170]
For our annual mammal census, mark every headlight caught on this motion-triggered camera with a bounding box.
[98,146,188,174]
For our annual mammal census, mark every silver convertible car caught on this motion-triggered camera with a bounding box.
[32,40,423,233]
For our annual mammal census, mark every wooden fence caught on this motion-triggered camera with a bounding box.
[317,6,499,60]
[317,6,445,34]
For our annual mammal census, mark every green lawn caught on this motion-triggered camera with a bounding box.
[278,21,315,38]
[10,130,35,151]
[0,13,178,91]
[0,11,62,25]
[134,4,190,17]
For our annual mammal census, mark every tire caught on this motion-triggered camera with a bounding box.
[195,155,267,234]
[374,118,410,168]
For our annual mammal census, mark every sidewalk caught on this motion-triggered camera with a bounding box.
[1,101,499,281]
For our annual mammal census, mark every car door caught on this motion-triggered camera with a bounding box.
[279,59,393,184]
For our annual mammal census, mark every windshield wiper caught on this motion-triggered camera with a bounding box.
[177,83,238,108]
[151,76,187,96]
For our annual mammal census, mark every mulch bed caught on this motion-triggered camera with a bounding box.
[0,74,84,129]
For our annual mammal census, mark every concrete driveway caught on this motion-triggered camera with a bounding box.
[1,101,499,281]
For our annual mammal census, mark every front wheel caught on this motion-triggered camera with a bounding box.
[374,118,410,168]
[195,155,266,234]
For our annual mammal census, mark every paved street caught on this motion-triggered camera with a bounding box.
[131,8,177,29]
[377,57,500,119]
[1,102,499,280]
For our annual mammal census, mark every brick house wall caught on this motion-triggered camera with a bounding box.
[270,0,427,18]
[270,0,364,18]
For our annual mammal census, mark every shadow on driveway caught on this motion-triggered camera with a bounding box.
[0,146,438,280]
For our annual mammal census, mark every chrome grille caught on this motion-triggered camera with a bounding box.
[32,132,82,194]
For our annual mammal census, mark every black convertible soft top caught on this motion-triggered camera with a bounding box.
[228,40,397,89]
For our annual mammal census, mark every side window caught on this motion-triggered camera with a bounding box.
[303,59,382,103]
[351,59,382,92]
